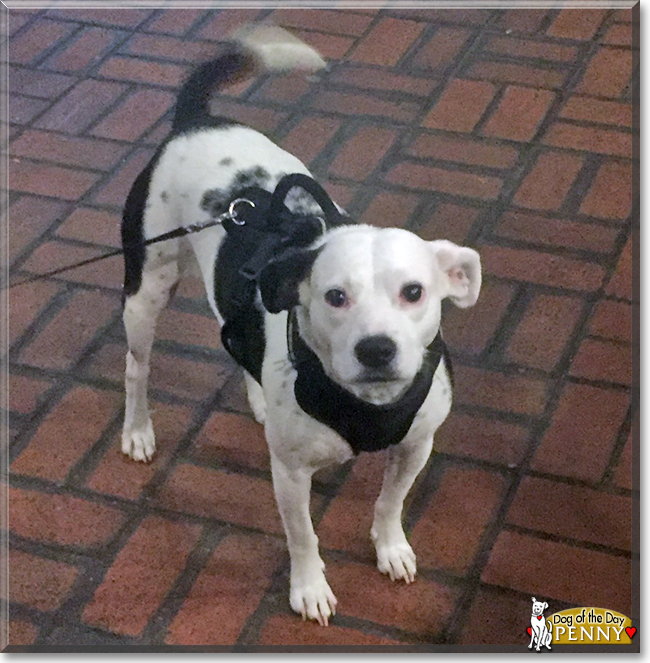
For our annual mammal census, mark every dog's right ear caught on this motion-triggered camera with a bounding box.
[531,597,537,603]
[259,248,320,313]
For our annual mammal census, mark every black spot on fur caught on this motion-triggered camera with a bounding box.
[232,166,270,191]
[200,188,227,218]
[220,157,233,167]
[161,191,169,203]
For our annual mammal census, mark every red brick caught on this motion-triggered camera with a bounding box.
[580,161,633,220]
[49,8,151,27]
[123,33,212,64]
[99,56,186,87]
[409,134,518,169]
[360,192,420,229]
[507,294,583,370]
[531,383,629,482]
[83,516,201,636]
[317,454,385,558]
[602,23,633,47]
[459,587,535,645]
[482,87,555,142]
[256,76,311,104]
[9,486,126,549]
[416,202,480,244]
[612,8,634,23]
[11,387,120,482]
[10,19,73,64]
[11,130,129,171]
[508,476,631,550]
[323,181,357,208]
[9,12,31,35]
[196,9,263,40]
[34,79,128,134]
[20,289,119,370]
[327,560,457,635]
[8,620,38,646]
[411,26,471,74]
[570,338,631,385]
[271,8,373,37]
[9,549,78,611]
[466,62,565,89]
[311,90,419,122]
[156,308,219,349]
[166,533,284,645]
[87,403,194,500]
[283,29,354,60]
[513,151,583,211]
[330,126,397,180]
[560,96,632,128]
[411,466,505,574]
[8,375,51,414]
[547,9,606,40]
[606,237,632,300]
[422,79,496,132]
[577,47,633,97]
[387,163,502,200]
[331,66,437,96]
[8,280,60,344]
[485,36,578,62]
[21,241,123,289]
[92,148,155,207]
[154,463,287,533]
[480,245,605,291]
[453,365,548,416]
[443,280,514,355]
[589,300,632,342]
[434,413,528,467]
[92,89,174,141]
[9,66,74,98]
[8,195,66,263]
[191,411,268,470]
[56,207,121,247]
[10,159,99,200]
[207,99,286,133]
[497,9,548,34]
[388,8,491,24]
[494,210,620,253]
[258,614,401,646]
[543,123,632,158]
[89,343,231,401]
[46,27,116,72]
[146,8,206,36]
[482,531,631,616]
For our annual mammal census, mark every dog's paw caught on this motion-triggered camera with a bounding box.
[290,575,338,627]
[121,420,155,462]
[376,541,417,583]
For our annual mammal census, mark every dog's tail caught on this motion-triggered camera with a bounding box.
[172,25,327,133]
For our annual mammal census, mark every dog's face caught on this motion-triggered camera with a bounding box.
[531,598,549,616]
[261,226,481,403]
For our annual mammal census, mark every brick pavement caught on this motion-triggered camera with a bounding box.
[5,4,638,650]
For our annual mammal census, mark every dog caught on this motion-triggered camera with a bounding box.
[529,598,553,651]
[120,25,482,626]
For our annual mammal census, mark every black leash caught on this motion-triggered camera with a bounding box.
[5,198,256,290]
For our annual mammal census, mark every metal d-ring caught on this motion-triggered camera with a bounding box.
[228,198,255,226]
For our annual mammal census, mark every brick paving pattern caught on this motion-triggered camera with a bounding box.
[5,5,638,650]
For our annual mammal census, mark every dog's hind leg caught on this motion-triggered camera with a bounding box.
[122,258,179,461]
[371,436,434,583]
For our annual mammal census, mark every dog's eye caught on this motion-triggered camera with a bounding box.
[325,288,347,308]
[401,283,424,303]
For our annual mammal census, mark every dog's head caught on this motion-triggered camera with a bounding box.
[531,598,549,616]
[260,225,481,404]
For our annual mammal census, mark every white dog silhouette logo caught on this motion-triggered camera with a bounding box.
[528,597,552,651]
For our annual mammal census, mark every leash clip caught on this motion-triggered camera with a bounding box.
[224,197,255,226]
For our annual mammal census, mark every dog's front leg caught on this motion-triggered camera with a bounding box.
[371,436,434,583]
[270,454,337,626]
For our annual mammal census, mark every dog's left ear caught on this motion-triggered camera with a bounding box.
[429,240,482,308]
[544,602,548,610]
[259,248,320,313]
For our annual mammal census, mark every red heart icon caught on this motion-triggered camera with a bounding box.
[537,615,543,620]
[626,627,636,639]
[527,627,532,636]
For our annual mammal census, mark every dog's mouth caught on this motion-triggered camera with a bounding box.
[353,370,401,385]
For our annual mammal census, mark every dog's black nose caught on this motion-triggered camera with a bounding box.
[354,335,397,369]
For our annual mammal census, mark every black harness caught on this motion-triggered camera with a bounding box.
[215,173,453,454]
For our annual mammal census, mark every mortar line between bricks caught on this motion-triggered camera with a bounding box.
[16,18,84,70]
[599,403,633,486]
